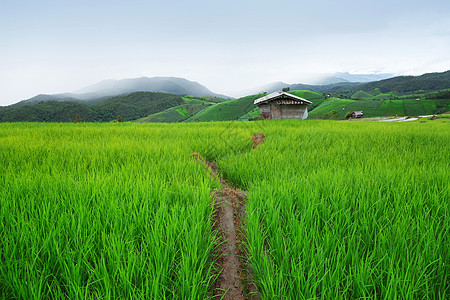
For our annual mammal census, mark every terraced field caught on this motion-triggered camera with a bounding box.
[309,98,450,118]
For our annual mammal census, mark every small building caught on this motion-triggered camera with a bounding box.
[351,111,364,118]
[254,91,312,120]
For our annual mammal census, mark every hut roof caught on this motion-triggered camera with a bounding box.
[254,91,313,105]
[352,111,364,115]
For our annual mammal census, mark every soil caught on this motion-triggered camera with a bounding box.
[192,153,259,300]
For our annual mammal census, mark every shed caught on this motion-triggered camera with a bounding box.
[254,91,312,120]
[351,111,364,118]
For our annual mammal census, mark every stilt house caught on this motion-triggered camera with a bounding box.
[254,91,312,120]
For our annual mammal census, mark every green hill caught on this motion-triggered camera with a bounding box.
[309,97,450,119]
[0,101,98,122]
[137,96,220,123]
[185,90,326,122]
[0,92,184,122]
[348,70,450,95]
[1,85,449,123]
[186,94,265,122]
[351,90,374,99]
[92,92,184,121]
[287,90,327,109]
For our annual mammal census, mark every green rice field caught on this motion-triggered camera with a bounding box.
[1,120,449,299]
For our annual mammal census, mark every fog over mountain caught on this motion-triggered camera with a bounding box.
[13,77,230,106]
[75,77,230,99]
[330,72,393,83]
[240,73,394,96]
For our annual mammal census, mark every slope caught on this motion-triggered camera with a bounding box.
[137,96,224,123]
[92,92,184,121]
[185,90,327,122]
[347,70,450,94]
[76,76,230,99]
[0,101,98,122]
[308,97,450,119]
[0,92,185,122]
[11,77,230,107]
[244,82,359,96]
[186,94,265,122]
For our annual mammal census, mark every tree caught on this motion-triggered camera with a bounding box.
[345,111,352,119]
[74,114,82,123]
[282,87,290,92]
[324,110,339,120]
[117,115,122,122]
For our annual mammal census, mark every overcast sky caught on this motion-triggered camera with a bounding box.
[1,0,450,105]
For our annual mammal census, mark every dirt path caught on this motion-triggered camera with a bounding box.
[192,153,259,300]
[357,115,433,122]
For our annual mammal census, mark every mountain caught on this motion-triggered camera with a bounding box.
[2,71,448,123]
[241,81,290,95]
[12,77,230,107]
[0,92,185,122]
[244,81,359,96]
[310,76,348,85]
[300,73,394,85]
[243,73,395,96]
[11,93,83,107]
[75,77,230,99]
[329,72,393,83]
[350,70,450,94]
[245,71,449,97]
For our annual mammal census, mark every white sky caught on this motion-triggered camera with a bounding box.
[1,0,450,105]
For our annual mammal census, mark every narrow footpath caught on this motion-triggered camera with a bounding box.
[192,153,259,300]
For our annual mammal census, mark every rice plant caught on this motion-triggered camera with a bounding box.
[1,119,448,299]
[218,119,449,299]
[0,122,241,299]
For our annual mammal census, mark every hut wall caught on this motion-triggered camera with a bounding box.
[268,103,307,119]
[257,102,309,120]
[270,103,282,119]
[258,103,271,120]
[281,104,307,119]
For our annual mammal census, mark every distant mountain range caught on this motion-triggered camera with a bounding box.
[242,81,361,96]
[1,70,449,123]
[243,72,394,95]
[323,72,393,84]
[1,92,187,122]
[244,71,450,95]
[348,70,450,94]
[75,77,230,99]
[13,77,230,107]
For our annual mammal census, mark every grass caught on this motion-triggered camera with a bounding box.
[238,107,261,121]
[288,90,326,105]
[0,122,247,298]
[308,98,355,118]
[137,97,215,123]
[1,120,449,299]
[187,94,264,122]
[129,90,449,123]
[403,99,426,116]
[351,90,373,99]
[187,90,326,122]
[309,97,450,119]
[217,120,450,299]
[386,100,405,116]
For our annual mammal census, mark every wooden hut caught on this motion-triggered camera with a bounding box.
[351,111,364,118]
[254,91,312,120]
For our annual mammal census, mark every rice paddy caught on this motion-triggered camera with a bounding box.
[1,120,449,299]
